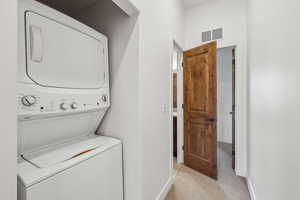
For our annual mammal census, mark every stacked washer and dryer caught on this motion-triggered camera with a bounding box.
[17,0,123,199]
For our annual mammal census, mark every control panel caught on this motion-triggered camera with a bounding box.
[18,84,110,120]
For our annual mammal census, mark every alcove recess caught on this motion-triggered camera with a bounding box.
[36,0,140,199]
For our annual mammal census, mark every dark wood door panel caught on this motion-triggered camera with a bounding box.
[186,53,210,114]
[185,121,217,178]
[184,41,217,179]
[188,121,211,161]
[189,112,215,123]
[173,73,177,108]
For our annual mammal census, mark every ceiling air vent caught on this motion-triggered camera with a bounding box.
[212,28,223,40]
[202,30,212,42]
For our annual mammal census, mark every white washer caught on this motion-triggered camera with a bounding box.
[17,0,123,199]
[18,136,123,200]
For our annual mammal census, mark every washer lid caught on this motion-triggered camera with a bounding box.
[25,11,106,89]
[22,136,119,168]
[18,136,121,187]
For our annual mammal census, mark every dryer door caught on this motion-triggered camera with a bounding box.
[25,11,106,89]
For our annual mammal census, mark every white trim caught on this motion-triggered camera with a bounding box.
[173,41,184,164]
[155,175,175,200]
[169,39,184,175]
[247,178,257,200]
[233,43,248,177]
[169,38,175,174]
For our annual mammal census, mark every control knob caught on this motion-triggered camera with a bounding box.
[21,95,36,107]
[60,103,69,111]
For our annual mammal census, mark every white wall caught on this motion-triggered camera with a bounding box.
[247,0,300,199]
[169,0,185,47]
[129,0,184,199]
[74,1,140,200]
[185,0,247,49]
[76,0,185,199]
[0,0,17,199]
[217,47,233,144]
[184,0,248,176]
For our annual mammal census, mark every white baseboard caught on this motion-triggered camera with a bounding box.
[247,178,257,200]
[235,167,247,177]
[155,175,175,200]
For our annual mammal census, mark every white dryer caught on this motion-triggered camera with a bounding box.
[17,0,123,200]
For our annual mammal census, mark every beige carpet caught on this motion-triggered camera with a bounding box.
[167,143,250,200]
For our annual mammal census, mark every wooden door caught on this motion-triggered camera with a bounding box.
[183,41,217,179]
[173,73,177,108]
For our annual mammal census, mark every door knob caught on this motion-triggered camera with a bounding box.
[208,118,216,122]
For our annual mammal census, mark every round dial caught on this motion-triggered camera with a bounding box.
[60,103,69,111]
[71,102,78,109]
[21,95,36,107]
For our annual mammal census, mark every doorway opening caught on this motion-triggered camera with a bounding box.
[217,46,236,171]
[173,42,237,178]
[170,41,238,176]
[168,43,250,199]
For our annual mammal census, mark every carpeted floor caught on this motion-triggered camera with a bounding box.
[166,143,250,200]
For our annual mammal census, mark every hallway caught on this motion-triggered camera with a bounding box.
[166,143,250,200]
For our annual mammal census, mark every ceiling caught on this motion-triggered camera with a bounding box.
[183,0,209,8]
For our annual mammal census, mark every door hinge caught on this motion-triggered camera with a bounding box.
[182,62,184,67]
[182,104,184,109]
[182,145,184,151]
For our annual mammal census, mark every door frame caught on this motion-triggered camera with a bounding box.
[169,40,184,172]
[228,43,247,177]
